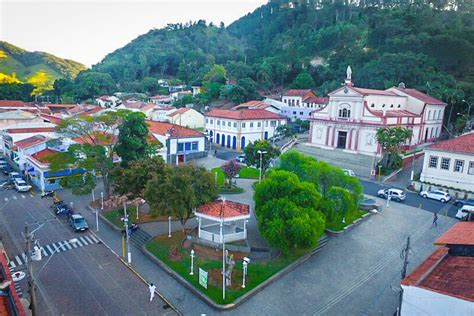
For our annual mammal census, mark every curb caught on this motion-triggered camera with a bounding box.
[382,168,403,183]
[325,211,374,237]
[88,230,182,315]
[87,205,122,231]
[141,235,329,310]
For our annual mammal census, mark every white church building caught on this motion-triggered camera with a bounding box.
[309,67,447,157]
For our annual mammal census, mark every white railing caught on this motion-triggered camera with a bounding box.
[198,230,245,243]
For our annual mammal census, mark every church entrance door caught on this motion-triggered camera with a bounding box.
[337,131,347,149]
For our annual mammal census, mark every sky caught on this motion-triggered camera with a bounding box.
[0,0,267,67]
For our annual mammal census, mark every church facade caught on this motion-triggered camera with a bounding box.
[308,68,446,157]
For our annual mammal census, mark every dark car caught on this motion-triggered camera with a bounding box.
[69,214,89,232]
[1,165,13,175]
[454,198,474,207]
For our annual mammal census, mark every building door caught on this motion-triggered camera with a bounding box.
[232,136,236,149]
[264,131,268,140]
[241,136,246,150]
[221,134,225,147]
[424,128,429,141]
[216,133,220,144]
[178,154,185,164]
[337,131,347,149]
[227,135,231,148]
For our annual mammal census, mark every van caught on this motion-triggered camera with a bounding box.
[455,205,474,221]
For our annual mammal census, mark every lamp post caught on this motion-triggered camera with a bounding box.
[168,216,172,238]
[122,203,131,265]
[462,99,472,117]
[100,192,104,210]
[190,249,195,275]
[242,257,250,288]
[386,195,391,208]
[257,150,267,183]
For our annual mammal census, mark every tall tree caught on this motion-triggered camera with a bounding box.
[244,140,280,174]
[375,127,413,170]
[115,112,151,166]
[221,159,241,188]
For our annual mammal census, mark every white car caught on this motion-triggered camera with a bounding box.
[235,155,246,163]
[377,188,406,202]
[455,205,474,221]
[419,190,451,203]
[14,180,31,192]
[343,169,356,177]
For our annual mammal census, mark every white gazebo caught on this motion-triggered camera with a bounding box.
[195,199,250,244]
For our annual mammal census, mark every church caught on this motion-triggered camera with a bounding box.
[308,67,446,157]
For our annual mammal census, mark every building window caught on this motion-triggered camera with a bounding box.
[390,104,394,108]
[217,120,220,126]
[293,111,296,115]
[185,142,191,151]
[210,119,213,124]
[233,122,237,128]
[250,122,254,128]
[296,100,300,106]
[191,142,198,151]
[205,118,208,124]
[177,143,184,152]
[338,108,350,119]
[454,159,464,173]
[242,122,246,129]
[257,122,261,127]
[270,120,276,127]
[398,104,401,108]
[227,121,231,127]
[300,112,303,115]
[469,161,474,175]
[429,156,438,168]
[382,104,386,108]
[371,103,375,108]
[265,121,268,127]
[440,158,450,170]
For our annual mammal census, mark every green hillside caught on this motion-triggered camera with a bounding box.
[0,41,86,93]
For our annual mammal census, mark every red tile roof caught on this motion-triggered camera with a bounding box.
[73,131,116,146]
[396,88,446,105]
[206,108,285,120]
[402,247,474,302]
[40,114,63,124]
[6,127,56,134]
[149,95,171,100]
[0,100,28,107]
[285,89,313,97]
[15,135,48,149]
[197,200,250,219]
[434,222,474,246]
[168,108,190,117]
[30,148,60,163]
[352,87,399,96]
[305,96,328,104]
[0,255,26,316]
[428,133,474,155]
[146,120,203,138]
[140,103,157,112]
[45,103,76,108]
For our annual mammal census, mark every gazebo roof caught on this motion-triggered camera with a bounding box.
[196,200,250,220]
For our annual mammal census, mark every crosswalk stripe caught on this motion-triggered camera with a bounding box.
[41,248,48,257]
[21,195,25,199]
[21,254,27,264]
[57,242,66,252]
[79,237,88,245]
[75,239,83,247]
[15,256,23,266]
[46,245,55,255]
[3,197,7,202]
[52,243,61,253]
[89,235,99,243]
[84,236,94,244]
[70,241,78,249]
[12,196,17,200]
[9,260,16,269]
[63,241,73,250]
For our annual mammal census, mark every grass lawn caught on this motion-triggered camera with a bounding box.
[211,166,260,188]
[102,208,169,228]
[325,209,367,231]
[145,232,305,305]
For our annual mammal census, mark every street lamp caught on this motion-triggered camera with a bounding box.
[462,99,472,117]
[100,192,104,210]
[242,257,250,288]
[190,249,195,275]
[168,216,172,238]
[257,150,267,183]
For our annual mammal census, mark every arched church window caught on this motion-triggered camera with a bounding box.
[371,103,375,108]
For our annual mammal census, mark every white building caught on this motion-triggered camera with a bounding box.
[146,120,207,164]
[204,108,287,151]
[95,95,120,108]
[167,108,205,129]
[148,95,173,106]
[420,132,474,192]
[150,106,177,122]
[401,222,474,315]
[309,67,446,157]
[281,89,328,121]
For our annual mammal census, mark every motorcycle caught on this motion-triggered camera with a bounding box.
[41,190,54,199]
[55,204,73,217]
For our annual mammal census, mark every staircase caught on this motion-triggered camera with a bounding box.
[311,234,330,255]
[130,228,153,248]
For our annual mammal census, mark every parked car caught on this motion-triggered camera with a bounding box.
[1,165,13,175]
[0,160,7,170]
[235,154,246,163]
[455,205,474,221]
[377,188,406,202]
[69,214,89,232]
[343,169,356,177]
[454,198,474,207]
[8,172,22,183]
[14,180,31,192]
[419,190,451,203]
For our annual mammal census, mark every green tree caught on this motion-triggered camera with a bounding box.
[0,83,34,101]
[291,71,315,89]
[139,77,160,95]
[375,127,413,170]
[322,187,357,223]
[276,124,294,138]
[74,72,115,100]
[254,170,325,253]
[221,159,241,188]
[203,64,227,84]
[49,110,130,197]
[144,164,218,230]
[115,112,152,166]
[243,140,280,174]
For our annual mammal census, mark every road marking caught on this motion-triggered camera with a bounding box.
[12,196,17,200]
[3,198,7,202]
[30,194,34,198]
[8,267,23,297]
[21,195,25,199]
[8,236,100,269]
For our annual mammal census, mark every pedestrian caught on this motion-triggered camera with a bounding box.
[214,149,217,157]
[432,212,438,227]
[149,283,156,302]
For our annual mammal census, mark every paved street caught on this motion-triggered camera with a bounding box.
[0,175,176,315]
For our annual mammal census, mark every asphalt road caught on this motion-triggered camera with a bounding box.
[0,174,176,315]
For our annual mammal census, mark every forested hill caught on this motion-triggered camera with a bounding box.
[0,41,86,93]
[81,1,472,113]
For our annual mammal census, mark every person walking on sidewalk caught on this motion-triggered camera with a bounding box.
[432,212,438,227]
[149,283,156,302]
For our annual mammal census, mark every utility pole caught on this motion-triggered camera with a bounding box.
[398,236,411,316]
[25,223,37,316]
[123,204,131,264]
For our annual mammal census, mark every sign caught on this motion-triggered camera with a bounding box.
[199,268,208,289]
